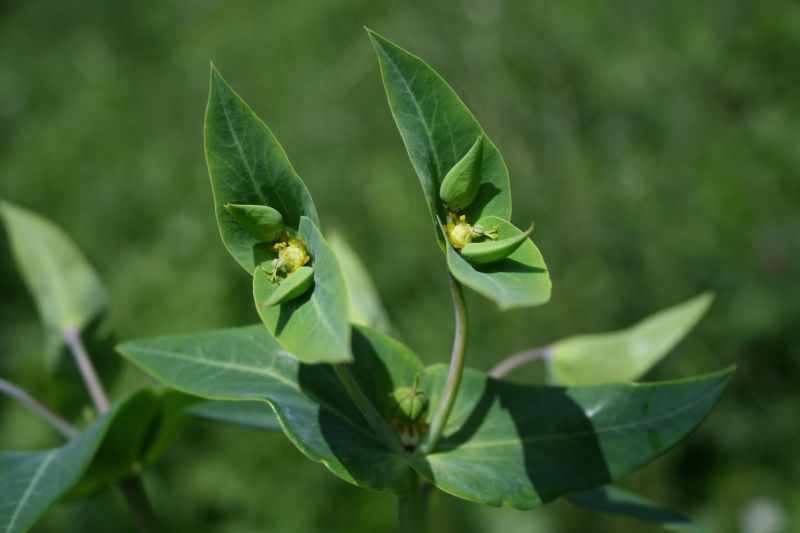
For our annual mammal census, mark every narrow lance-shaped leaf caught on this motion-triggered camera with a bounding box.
[204,65,319,273]
[446,217,551,310]
[328,231,393,333]
[0,201,107,365]
[548,293,714,386]
[568,486,706,533]
[368,29,512,238]
[253,216,352,364]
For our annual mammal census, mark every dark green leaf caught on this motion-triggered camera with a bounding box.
[204,65,319,273]
[549,293,714,386]
[568,486,706,532]
[186,401,281,431]
[0,390,167,533]
[118,325,421,493]
[368,30,511,240]
[253,217,352,364]
[0,201,107,364]
[409,366,733,508]
[446,217,551,310]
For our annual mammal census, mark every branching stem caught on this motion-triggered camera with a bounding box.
[63,327,110,414]
[488,346,554,379]
[0,377,79,439]
[420,273,467,455]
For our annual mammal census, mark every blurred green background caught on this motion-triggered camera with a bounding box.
[1,0,798,531]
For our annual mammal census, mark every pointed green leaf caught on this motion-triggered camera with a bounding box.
[118,325,424,494]
[262,266,315,307]
[0,201,107,364]
[439,135,484,212]
[253,217,351,364]
[549,293,714,386]
[0,390,168,532]
[224,203,285,242]
[446,217,551,309]
[408,366,733,508]
[204,65,319,273]
[186,401,281,431]
[328,231,393,332]
[368,30,511,239]
[461,223,533,265]
[568,486,706,533]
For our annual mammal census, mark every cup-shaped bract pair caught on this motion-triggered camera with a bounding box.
[205,65,351,364]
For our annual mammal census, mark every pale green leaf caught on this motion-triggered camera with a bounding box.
[0,201,107,363]
[328,231,392,332]
[549,293,714,386]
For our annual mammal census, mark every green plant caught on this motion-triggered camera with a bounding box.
[0,30,732,533]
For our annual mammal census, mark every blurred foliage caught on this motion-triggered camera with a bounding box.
[0,0,798,531]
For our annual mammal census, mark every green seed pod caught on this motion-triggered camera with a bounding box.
[439,135,484,211]
[225,203,285,242]
[461,224,534,265]
[262,266,314,307]
[392,385,428,424]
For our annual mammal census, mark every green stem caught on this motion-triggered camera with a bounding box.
[419,273,468,455]
[333,364,403,453]
[117,476,156,533]
[398,472,426,533]
[488,346,554,379]
[0,377,79,439]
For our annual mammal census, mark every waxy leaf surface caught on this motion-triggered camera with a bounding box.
[253,217,351,364]
[446,217,551,309]
[368,30,511,238]
[205,66,319,273]
[549,293,713,386]
[568,486,705,533]
[0,201,106,363]
[409,366,732,508]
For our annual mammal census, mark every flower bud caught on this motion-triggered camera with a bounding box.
[392,385,428,424]
[274,238,310,274]
[445,214,474,249]
[439,135,484,212]
[224,203,285,242]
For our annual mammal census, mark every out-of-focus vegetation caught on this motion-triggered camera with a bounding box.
[1,0,797,531]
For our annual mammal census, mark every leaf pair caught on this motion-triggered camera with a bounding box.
[204,67,352,364]
[0,390,187,533]
[119,324,732,508]
[368,30,552,310]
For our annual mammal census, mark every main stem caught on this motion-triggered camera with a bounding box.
[398,472,426,533]
[62,327,155,532]
[420,273,468,455]
[333,364,403,453]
